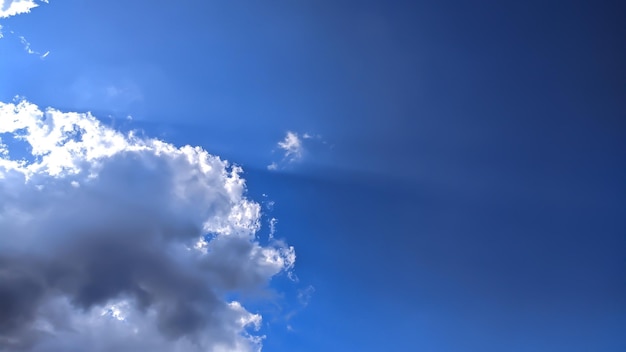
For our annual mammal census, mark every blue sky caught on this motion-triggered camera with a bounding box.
[1,0,625,351]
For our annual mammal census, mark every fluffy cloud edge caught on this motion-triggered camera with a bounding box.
[0,0,47,19]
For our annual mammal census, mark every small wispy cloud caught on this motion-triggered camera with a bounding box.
[278,131,303,162]
[0,1,50,58]
[19,34,50,58]
[267,131,329,171]
[268,217,278,239]
[284,285,315,332]
[268,131,322,171]
[297,285,315,307]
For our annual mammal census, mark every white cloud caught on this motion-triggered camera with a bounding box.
[0,0,50,57]
[277,131,302,161]
[267,131,305,170]
[18,35,49,58]
[0,99,295,352]
[268,131,329,170]
[19,35,34,53]
[0,0,44,19]
[268,217,278,239]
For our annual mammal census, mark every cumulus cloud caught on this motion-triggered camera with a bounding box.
[0,0,45,19]
[0,99,295,352]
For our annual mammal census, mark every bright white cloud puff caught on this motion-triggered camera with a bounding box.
[0,0,46,19]
[0,99,295,352]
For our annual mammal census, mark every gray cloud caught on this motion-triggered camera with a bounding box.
[0,100,295,351]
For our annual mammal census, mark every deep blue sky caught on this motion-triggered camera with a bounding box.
[1,0,625,351]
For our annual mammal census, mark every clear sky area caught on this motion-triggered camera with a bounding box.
[0,1,624,351]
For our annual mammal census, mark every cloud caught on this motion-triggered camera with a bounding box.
[18,35,49,58]
[0,99,295,352]
[268,131,330,170]
[0,1,50,57]
[268,218,278,239]
[297,286,315,307]
[277,131,303,162]
[0,0,45,19]
[284,285,315,332]
[267,131,305,170]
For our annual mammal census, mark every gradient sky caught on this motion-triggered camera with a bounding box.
[1,0,625,351]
